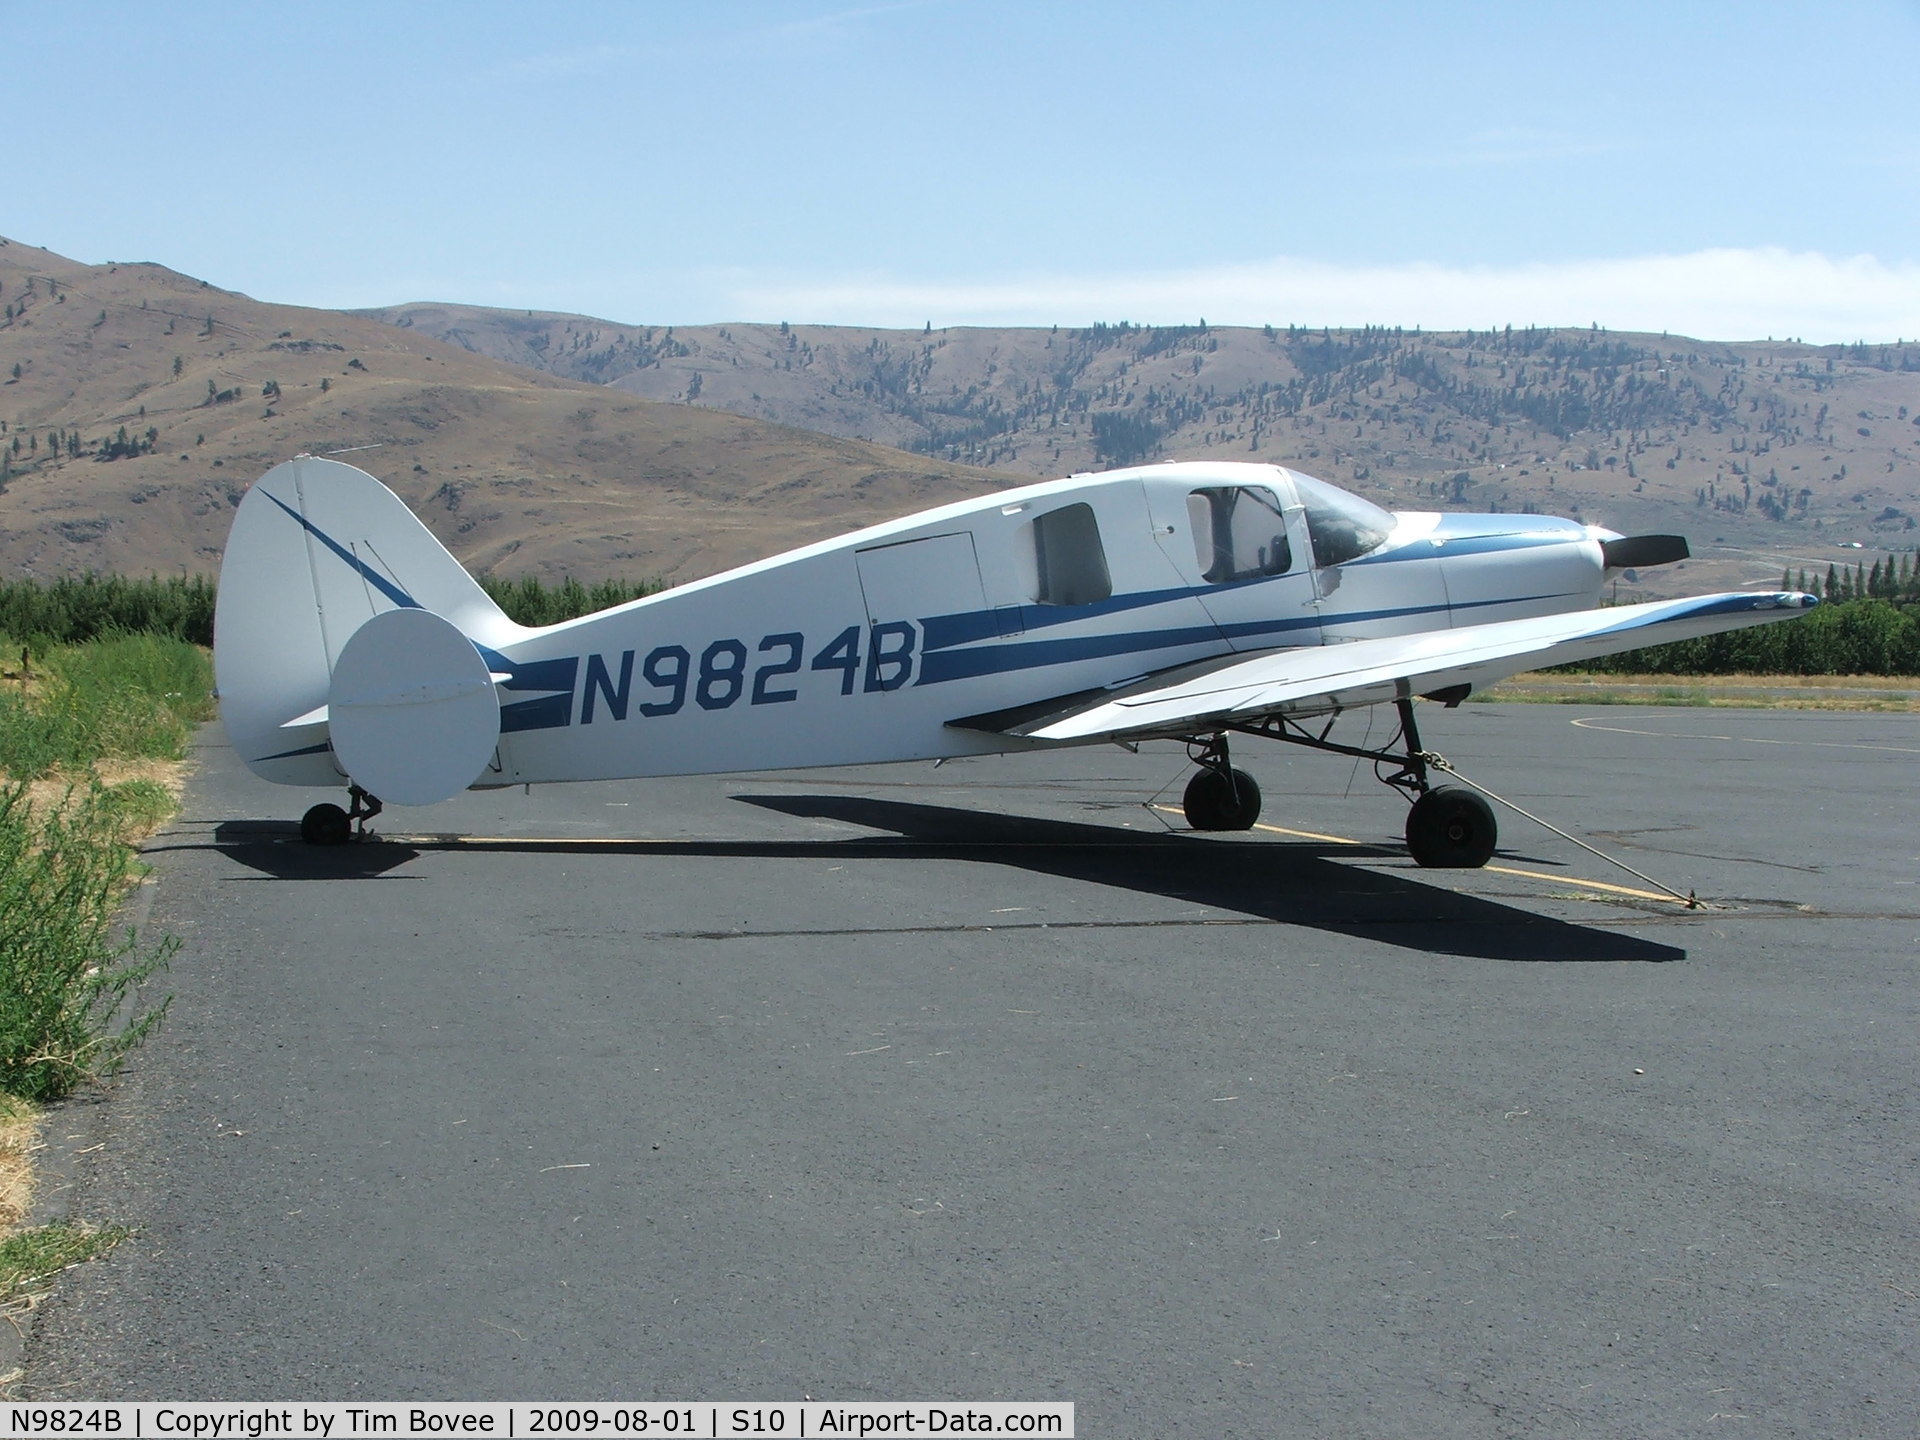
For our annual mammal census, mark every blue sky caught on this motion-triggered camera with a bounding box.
[10,0,1920,339]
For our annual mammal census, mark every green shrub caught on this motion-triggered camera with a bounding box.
[0,782,173,1102]
[478,574,664,627]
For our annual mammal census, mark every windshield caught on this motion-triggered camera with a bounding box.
[1290,473,1392,567]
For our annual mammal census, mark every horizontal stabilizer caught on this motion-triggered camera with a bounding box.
[327,607,503,806]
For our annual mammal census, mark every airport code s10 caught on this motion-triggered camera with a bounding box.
[1,1404,1074,1438]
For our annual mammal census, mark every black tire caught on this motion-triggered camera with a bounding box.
[1405,785,1497,868]
[300,802,352,846]
[1182,767,1262,831]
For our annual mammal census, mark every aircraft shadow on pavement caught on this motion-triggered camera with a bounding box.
[733,794,1685,964]
[188,821,426,880]
[191,802,1682,962]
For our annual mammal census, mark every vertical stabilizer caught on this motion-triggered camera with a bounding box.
[215,456,520,786]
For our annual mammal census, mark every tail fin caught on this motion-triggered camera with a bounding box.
[215,456,520,786]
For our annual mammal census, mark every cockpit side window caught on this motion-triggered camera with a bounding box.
[1029,502,1112,605]
[1291,473,1391,567]
[1186,486,1292,584]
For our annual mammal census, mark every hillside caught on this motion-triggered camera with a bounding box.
[366,305,1920,595]
[6,229,1916,599]
[0,238,1006,584]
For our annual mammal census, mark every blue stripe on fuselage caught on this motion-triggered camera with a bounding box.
[919,571,1290,653]
[912,591,1578,686]
[917,621,1228,685]
[481,650,580,733]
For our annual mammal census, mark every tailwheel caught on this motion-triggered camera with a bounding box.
[1182,741,1262,832]
[299,785,383,846]
[300,802,351,846]
[1405,784,1497,868]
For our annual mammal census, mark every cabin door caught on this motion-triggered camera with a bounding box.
[1145,479,1322,653]
[855,532,990,693]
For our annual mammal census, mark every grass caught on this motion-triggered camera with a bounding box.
[0,1092,129,1335]
[0,1221,130,1307]
[0,630,209,1105]
[1486,670,1920,711]
[0,1100,36,1235]
[0,631,212,780]
[0,632,205,1334]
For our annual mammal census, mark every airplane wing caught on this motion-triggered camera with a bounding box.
[966,592,1817,743]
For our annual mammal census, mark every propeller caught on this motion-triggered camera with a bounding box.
[1600,534,1689,569]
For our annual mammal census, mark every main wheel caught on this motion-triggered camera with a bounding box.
[1182,767,1262,831]
[1405,785,1497,868]
[300,802,352,846]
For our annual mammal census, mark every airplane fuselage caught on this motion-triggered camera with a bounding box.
[216,455,1808,862]
[416,462,1609,786]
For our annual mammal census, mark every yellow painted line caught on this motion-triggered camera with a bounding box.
[1151,803,1367,845]
[1483,864,1689,905]
[1152,806,1687,903]
[379,834,1145,849]
[386,834,678,846]
[1252,822,1369,845]
[398,824,1689,905]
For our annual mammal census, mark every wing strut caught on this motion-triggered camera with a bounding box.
[1210,695,1437,801]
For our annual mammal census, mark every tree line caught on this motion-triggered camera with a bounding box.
[2,571,1916,677]
[1572,597,1920,676]
[0,572,661,650]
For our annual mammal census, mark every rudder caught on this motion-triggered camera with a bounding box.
[215,456,521,787]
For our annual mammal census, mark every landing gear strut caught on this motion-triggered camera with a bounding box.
[1194,696,1499,868]
[300,784,382,846]
[1181,735,1262,831]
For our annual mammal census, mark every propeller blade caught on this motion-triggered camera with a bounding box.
[1601,534,1690,569]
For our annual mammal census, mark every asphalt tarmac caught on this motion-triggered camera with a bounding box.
[18,703,1920,1438]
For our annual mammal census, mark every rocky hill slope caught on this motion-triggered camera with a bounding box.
[0,238,1005,583]
[367,304,1920,595]
[5,229,1914,599]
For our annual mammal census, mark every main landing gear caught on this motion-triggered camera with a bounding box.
[300,784,382,846]
[1181,696,1497,868]
[1181,735,1262,831]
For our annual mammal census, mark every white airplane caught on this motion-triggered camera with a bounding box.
[215,455,1815,866]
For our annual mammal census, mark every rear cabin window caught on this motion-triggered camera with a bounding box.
[1030,502,1112,605]
[1292,473,1392,567]
[1187,486,1292,583]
